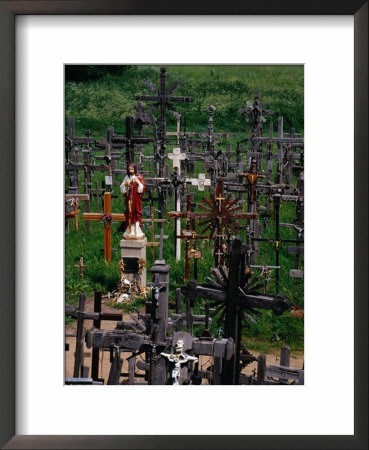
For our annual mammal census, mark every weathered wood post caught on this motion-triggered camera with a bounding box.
[280,345,291,367]
[73,293,87,378]
[257,354,266,384]
[150,234,170,385]
[222,238,243,385]
[91,291,102,382]
[175,288,184,332]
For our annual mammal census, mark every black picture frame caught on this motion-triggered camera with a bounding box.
[0,1,367,449]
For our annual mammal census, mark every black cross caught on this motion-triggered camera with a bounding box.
[134,67,193,144]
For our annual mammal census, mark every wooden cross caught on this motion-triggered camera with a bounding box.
[105,116,153,168]
[169,179,258,267]
[181,238,291,384]
[154,226,169,261]
[65,193,89,230]
[238,158,266,204]
[83,191,125,264]
[238,91,274,144]
[143,205,167,259]
[166,116,181,144]
[74,256,89,278]
[134,67,193,144]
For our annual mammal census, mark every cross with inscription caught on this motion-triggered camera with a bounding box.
[83,191,125,264]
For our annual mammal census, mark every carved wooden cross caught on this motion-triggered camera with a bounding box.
[238,91,274,142]
[134,67,193,143]
[169,179,258,267]
[65,193,89,230]
[181,238,291,384]
[238,158,266,204]
[83,191,125,264]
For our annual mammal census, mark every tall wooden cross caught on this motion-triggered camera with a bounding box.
[143,204,167,259]
[106,117,153,168]
[83,191,125,264]
[238,91,274,148]
[181,238,291,384]
[134,67,193,144]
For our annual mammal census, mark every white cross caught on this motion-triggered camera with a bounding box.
[185,173,211,191]
[168,147,187,262]
[167,147,186,175]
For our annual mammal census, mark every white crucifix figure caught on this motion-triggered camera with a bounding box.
[186,173,211,192]
[168,147,187,261]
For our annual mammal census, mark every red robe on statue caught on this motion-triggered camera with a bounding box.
[124,174,145,228]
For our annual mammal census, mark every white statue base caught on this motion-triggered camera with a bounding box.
[120,236,147,290]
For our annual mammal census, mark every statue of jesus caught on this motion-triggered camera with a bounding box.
[120,163,146,239]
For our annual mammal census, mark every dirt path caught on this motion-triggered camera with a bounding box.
[65,297,304,384]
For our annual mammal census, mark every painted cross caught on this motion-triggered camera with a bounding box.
[168,147,186,173]
[185,173,211,192]
[83,191,125,264]
[167,149,186,260]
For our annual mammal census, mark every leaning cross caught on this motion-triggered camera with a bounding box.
[83,191,125,264]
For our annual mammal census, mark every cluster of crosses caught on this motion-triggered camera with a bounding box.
[65,67,304,385]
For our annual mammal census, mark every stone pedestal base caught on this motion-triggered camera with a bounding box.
[120,237,147,289]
